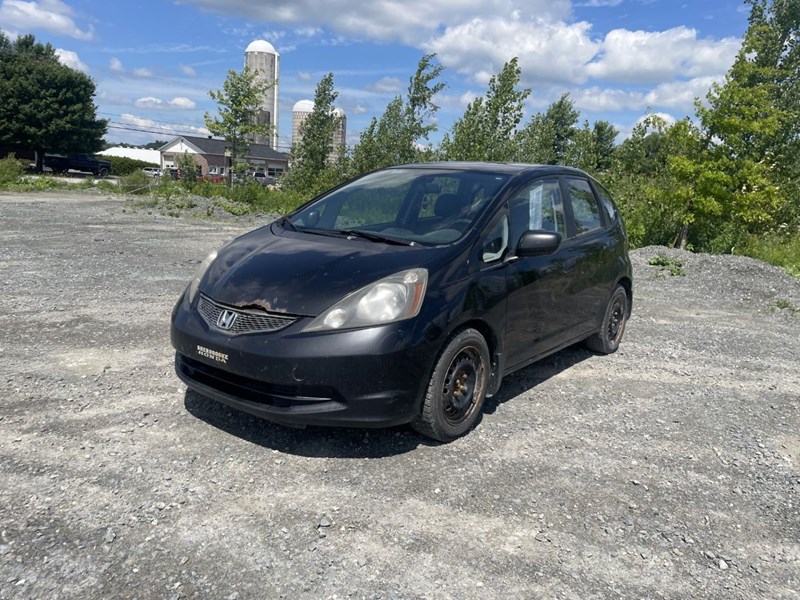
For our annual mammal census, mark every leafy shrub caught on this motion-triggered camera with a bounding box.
[0,155,24,186]
[117,170,152,195]
[648,253,686,276]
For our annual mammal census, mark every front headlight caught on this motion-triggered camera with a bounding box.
[187,250,218,303]
[303,268,428,332]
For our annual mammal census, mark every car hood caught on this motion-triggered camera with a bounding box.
[201,224,442,316]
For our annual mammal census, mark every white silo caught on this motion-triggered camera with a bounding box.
[291,100,347,161]
[291,99,314,150]
[331,107,347,152]
[244,39,279,148]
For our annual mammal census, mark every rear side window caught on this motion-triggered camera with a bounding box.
[592,181,618,223]
[565,178,602,236]
[508,179,566,249]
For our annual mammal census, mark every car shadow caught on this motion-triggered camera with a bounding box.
[183,344,593,458]
[483,344,593,414]
[183,390,428,458]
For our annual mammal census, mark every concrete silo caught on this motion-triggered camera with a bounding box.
[291,100,347,161]
[244,39,279,148]
[291,99,315,151]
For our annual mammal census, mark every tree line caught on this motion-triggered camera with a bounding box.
[287,0,798,257]
[1,0,797,264]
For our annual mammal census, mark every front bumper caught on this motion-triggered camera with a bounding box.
[170,292,440,428]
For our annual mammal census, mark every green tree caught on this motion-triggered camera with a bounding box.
[204,67,272,161]
[350,54,446,175]
[592,121,618,172]
[176,151,198,187]
[0,33,107,172]
[439,57,530,162]
[517,93,580,164]
[283,73,343,196]
[694,0,795,236]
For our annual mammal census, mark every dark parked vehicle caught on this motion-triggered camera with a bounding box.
[44,153,111,178]
[171,162,632,441]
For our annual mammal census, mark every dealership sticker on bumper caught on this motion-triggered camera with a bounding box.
[197,345,228,364]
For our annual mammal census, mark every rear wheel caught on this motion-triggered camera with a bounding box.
[412,329,490,442]
[585,285,628,354]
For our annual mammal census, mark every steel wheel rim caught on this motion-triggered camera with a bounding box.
[441,346,484,426]
[608,296,625,343]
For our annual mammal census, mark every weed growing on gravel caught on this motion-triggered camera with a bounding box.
[9,175,68,192]
[773,299,800,316]
[117,171,152,195]
[648,254,686,276]
[214,198,251,215]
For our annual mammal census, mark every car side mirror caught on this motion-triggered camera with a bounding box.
[516,230,562,257]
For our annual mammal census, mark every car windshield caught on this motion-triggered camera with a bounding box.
[287,168,511,245]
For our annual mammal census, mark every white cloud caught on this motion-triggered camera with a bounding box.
[133,67,153,77]
[110,57,124,72]
[134,96,197,110]
[576,0,622,6]
[182,0,571,45]
[55,48,87,72]
[366,77,404,94]
[120,113,210,137]
[168,97,196,109]
[0,0,93,40]
[573,76,720,115]
[573,87,645,112]
[294,26,321,37]
[135,97,162,108]
[644,76,718,110]
[121,113,159,128]
[586,26,740,84]
[426,17,599,86]
[179,64,197,77]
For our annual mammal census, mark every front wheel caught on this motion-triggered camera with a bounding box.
[411,329,490,442]
[585,285,628,354]
[97,168,109,178]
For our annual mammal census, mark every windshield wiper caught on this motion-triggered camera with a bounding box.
[337,229,415,246]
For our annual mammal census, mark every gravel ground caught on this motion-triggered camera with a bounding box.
[1,191,798,600]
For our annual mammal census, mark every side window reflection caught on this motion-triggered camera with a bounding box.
[508,179,565,250]
[481,214,509,263]
[566,178,602,236]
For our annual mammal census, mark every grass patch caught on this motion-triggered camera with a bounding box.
[772,299,800,316]
[648,253,686,276]
[735,231,800,279]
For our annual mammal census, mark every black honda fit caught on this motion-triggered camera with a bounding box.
[171,162,632,441]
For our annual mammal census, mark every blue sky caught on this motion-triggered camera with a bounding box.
[0,0,751,152]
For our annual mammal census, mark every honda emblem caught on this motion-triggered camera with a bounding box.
[217,309,238,330]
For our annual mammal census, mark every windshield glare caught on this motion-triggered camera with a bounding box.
[289,168,510,245]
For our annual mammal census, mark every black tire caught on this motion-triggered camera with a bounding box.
[585,285,628,354]
[97,168,109,178]
[411,329,490,442]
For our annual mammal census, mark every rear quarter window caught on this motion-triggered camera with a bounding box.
[565,178,602,237]
[592,181,618,223]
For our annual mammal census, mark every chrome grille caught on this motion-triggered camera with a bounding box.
[198,295,297,334]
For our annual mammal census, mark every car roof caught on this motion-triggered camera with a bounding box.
[390,161,591,178]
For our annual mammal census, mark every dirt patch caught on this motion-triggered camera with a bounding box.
[1,192,798,599]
